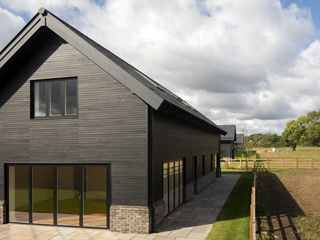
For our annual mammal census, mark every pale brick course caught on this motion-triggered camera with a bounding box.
[110,205,151,234]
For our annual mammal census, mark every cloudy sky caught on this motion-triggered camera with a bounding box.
[1,0,319,135]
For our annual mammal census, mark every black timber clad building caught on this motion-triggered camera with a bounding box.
[218,125,236,159]
[0,8,226,234]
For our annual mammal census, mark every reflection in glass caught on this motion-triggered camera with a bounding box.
[174,161,179,208]
[83,167,107,227]
[168,162,174,213]
[50,81,62,116]
[180,160,183,205]
[57,166,79,226]
[163,163,168,215]
[33,166,54,224]
[65,79,77,115]
[34,81,46,116]
[9,166,29,223]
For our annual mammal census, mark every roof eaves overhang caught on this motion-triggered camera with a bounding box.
[159,101,227,135]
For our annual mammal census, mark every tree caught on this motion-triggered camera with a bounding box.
[305,110,320,146]
[281,116,308,151]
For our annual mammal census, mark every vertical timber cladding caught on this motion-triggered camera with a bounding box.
[153,110,220,204]
[0,32,149,207]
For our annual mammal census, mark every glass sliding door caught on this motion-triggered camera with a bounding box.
[163,159,184,216]
[163,163,168,215]
[168,162,174,213]
[83,166,107,228]
[32,166,54,224]
[8,166,29,223]
[57,166,80,226]
[180,160,183,205]
[174,161,179,208]
[7,164,109,228]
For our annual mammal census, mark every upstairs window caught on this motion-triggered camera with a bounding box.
[32,78,78,118]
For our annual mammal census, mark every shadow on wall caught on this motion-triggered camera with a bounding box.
[0,31,64,108]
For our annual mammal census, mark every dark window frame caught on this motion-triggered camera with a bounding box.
[202,155,205,176]
[30,78,78,119]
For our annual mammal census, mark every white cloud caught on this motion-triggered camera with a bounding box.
[0,0,319,135]
[0,7,25,48]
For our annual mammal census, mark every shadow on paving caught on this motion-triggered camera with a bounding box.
[256,167,304,240]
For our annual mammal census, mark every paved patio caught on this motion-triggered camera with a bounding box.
[0,174,240,240]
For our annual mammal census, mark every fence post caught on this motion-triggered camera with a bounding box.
[240,159,242,170]
[296,159,298,169]
[282,158,284,169]
[267,159,269,170]
[254,154,256,171]
[226,159,229,169]
[311,152,312,159]
[311,159,313,169]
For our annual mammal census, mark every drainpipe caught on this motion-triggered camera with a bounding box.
[148,106,156,232]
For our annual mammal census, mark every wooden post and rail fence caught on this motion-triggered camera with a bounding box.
[222,157,320,170]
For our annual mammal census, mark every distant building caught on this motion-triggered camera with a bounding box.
[218,125,236,159]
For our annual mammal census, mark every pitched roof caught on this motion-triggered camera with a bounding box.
[0,8,226,135]
[218,125,236,141]
[236,134,244,143]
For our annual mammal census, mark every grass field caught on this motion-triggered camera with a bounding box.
[206,169,252,240]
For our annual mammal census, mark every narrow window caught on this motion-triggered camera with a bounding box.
[32,78,77,118]
[202,155,205,176]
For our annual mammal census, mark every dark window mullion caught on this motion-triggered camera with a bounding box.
[29,166,33,224]
[53,167,57,225]
[79,167,83,227]
[46,81,50,117]
[62,80,66,116]
[107,166,111,229]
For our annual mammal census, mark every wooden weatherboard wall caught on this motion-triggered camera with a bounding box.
[0,32,149,206]
[221,141,233,158]
[152,110,220,202]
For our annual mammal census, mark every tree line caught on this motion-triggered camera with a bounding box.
[247,110,320,151]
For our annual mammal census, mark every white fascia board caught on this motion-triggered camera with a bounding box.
[0,16,45,68]
[45,14,163,110]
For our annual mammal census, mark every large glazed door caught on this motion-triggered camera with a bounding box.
[32,166,54,224]
[7,164,109,229]
[83,166,107,228]
[8,166,29,223]
[57,166,80,226]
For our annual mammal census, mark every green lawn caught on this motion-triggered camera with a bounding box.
[206,169,253,240]
[11,188,106,214]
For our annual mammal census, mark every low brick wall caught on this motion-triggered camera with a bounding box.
[184,182,194,202]
[0,201,5,224]
[195,171,216,194]
[110,205,151,234]
[154,199,166,228]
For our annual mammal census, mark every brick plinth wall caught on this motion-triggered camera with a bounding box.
[0,201,5,224]
[110,205,151,234]
[154,199,166,228]
[184,182,194,202]
[195,171,216,194]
